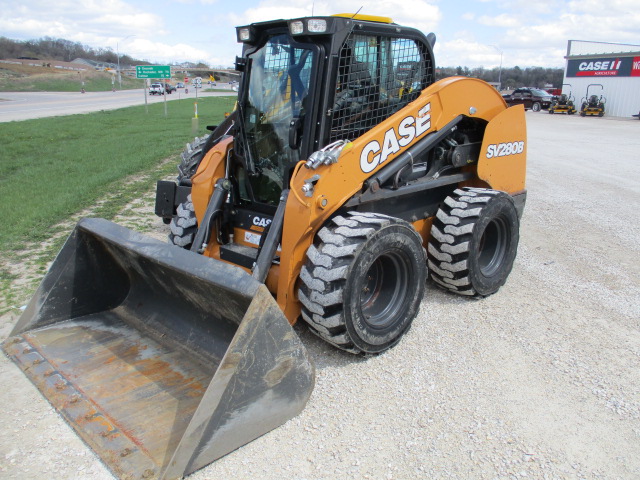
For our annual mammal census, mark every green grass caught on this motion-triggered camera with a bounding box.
[0,69,144,92]
[36,74,143,92]
[203,88,237,93]
[0,96,236,254]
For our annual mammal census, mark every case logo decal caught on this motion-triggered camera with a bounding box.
[360,103,432,173]
[252,216,272,228]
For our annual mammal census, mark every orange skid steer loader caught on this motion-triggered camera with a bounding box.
[3,14,527,480]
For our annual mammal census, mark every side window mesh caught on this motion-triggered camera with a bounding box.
[329,33,432,143]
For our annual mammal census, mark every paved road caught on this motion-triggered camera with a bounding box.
[0,88,236,122]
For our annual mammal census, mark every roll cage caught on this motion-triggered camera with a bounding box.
[233,15,436,206]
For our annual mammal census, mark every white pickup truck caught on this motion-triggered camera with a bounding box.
[149,83,165,95]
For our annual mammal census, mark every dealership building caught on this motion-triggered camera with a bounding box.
[562,40,640,118]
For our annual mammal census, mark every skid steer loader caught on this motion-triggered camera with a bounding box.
[4,13,527,480]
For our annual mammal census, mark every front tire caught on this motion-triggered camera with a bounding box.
[169,194,197,248]
[299,212,427,354]
[428,188,519,297]
[532,102,541,112]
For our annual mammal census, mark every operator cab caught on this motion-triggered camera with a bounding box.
[233,14,436,207]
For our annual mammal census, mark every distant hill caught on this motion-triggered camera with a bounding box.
[0,36,148,68]
[0,58,143,92]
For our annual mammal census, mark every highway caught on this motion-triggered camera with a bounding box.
[0,87,236,122]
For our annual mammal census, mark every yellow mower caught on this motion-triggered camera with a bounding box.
[580,84,606,117]
[549,83,577,115]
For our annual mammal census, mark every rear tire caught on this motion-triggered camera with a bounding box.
[299,212,427,354]
[428,188,519,297]
[169,194,197,249]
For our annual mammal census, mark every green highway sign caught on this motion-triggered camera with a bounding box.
[136,65,171,79]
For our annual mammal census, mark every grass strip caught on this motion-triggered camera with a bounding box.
[0,95,236,253]
[0,68,144,92]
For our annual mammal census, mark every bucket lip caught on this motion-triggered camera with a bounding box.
[77,218,262,297]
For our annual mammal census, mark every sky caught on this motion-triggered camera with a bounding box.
[1,0,639,69]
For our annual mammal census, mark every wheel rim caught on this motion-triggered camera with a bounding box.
[477,216,509,277]
[360,251,409,329]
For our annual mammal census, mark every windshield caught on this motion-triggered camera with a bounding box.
[241,34,314,205]
[530,88,551,97]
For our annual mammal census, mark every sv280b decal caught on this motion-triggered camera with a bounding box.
[486,141,525,159]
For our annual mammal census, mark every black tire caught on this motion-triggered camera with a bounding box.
[531,102,541,112]
[298,212,427,354]
[428,188,519,297]
[177,135,211,184]
[548,108,554,114]
[169,194,197,248]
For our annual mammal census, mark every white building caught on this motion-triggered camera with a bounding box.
[562,40,640,118]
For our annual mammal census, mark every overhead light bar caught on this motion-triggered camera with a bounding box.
[289,18,329,35]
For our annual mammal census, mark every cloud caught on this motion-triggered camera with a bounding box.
[436,39,503,68]
[122,38,221,65]
[434,35,569,69]
[0,0,164,41]
[451,0,639,68]
[498,0,561,15]
[502,9,640,50]
[477,13,520,27]
[1,0,635,69]
[232,0,442,34]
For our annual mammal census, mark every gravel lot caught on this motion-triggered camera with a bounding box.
[1,112,639,479]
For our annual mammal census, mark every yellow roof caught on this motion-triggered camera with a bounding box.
[332,13,394,24]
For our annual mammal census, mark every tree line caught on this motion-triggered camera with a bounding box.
[1,36,565,89]
[0,36,144,67]
[436,66,565,90]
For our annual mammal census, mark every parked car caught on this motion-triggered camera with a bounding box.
[149,83,164,95]
[164,83,177,94]
[502,87,553,112]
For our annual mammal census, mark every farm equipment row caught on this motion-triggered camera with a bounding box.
[549,83,606,117]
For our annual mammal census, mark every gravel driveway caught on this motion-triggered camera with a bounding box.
[0,112,638,479]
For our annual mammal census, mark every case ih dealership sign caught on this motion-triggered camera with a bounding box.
[567,56,640,77]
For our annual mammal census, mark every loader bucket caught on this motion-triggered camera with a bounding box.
[2,218,315,480]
